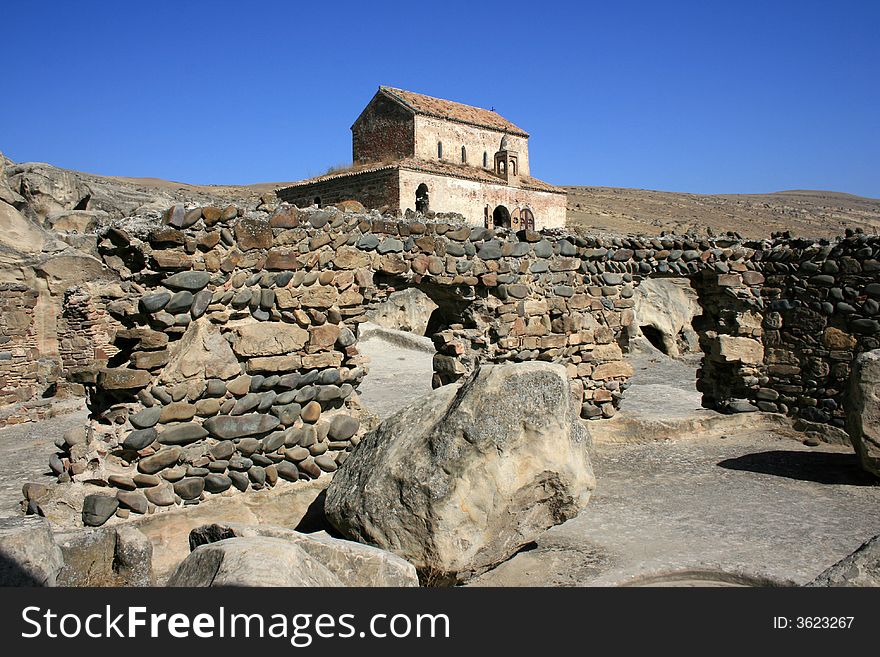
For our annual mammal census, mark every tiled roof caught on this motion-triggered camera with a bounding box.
[379,86,529,138]
[277,158,564,196]
[396,158,564,195]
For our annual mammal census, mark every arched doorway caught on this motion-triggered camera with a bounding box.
[520,208,535,231]
[415,184,429,213]
[492,205,511,229]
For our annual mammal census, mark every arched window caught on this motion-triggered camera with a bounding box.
[314,196,321,208]
[499,161,506,175]
[483,151,488,168]
[437,141,443,159]
[461,146,467,163]
[511,160,517,175]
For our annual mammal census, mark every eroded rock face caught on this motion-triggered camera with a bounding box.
[325,361,595,583]
[632,278,701,357]
[167,536,342,586]
[846,349,880,477]
[366,287,439,336]
[808,533,880,587]
[0,516,64,586]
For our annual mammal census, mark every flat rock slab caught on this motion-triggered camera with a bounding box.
[0,404,87,519]
[470,430,880,587]
[356,330,435,420]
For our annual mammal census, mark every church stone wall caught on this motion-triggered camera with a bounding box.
[413,115,530,176]
[397,169,566,229]
[276,168,399,212]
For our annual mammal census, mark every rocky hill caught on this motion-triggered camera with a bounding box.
[565,186,880,240]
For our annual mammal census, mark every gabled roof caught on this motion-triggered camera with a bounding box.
[377,86,529,138]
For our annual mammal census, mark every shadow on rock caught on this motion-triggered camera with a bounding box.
[717,450,879,486]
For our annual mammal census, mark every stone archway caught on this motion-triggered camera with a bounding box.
[492,205,511,229]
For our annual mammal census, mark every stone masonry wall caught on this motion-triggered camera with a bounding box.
[277,168,399,213]
[413,115,531,176]
[0,283,43,407]
[397,168,566,229]
[48,199,879,524]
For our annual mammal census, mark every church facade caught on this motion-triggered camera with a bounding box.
[277,86,566,230]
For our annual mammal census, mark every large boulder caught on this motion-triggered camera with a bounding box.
[325,361,595,583]
[846,349,880,477]
[366,287,439,336]
[808,534,880,587]
[167,536,342,586]
[0,516,64,586]
[188,523,418,587]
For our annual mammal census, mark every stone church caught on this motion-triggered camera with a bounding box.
[277,86,566,230]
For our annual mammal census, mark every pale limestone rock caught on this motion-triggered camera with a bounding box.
[231,320,309,357]
[167,536,342,586]
[159,317,241,384]
[846,349,880,477]
[366,287,438,336]
[713,335,764,365]
[0,516,64,586]
[325,361,594,583]
[632,278,701,357]
[188,523,418,587]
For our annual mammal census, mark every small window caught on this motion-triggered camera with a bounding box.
[461,146,467,163]
[314,196,321,208]
[511,160,517,175]
[483,151,488,168]
[437,141,443,159]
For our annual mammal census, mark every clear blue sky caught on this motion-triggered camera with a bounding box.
[3,0,878,197]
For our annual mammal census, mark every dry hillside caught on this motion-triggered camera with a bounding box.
[565,186,880,240]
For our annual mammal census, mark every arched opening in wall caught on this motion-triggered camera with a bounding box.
[356,275,480,420]
[437,141,443,159]
[521,208,535,230]
[492,205,511,229]
[619,275,706,420]
[511,159,517,175]
[483,151,488,168]
[461,146,467,163]
[415,183,429,213]
[314,197,321,208]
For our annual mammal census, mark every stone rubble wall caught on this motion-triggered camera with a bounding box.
[46,200,880,524]
[0,283,45,407]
